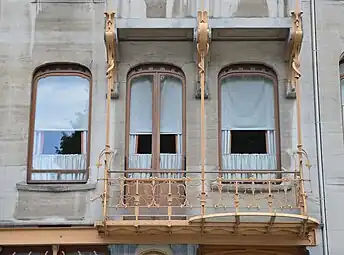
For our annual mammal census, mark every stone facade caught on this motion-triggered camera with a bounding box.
[0,0,344,254]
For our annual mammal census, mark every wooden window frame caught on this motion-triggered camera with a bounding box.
[125,64,186,176]
[340,60,344,140]
[217,64,281,174]
[27,63,92,184]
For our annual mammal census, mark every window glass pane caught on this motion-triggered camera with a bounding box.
[221,76,274,130]
[220,73,277,172]
[31,75,90,180]
[340,61,344,77]
[129,76,153,134]
[35,76,89,131]
[231,130,267,154]
[40,131,83,155]
[137,134,152,154]
[160,75,183,134]
[128,75,153,170]
[342,79,344,103]
[160,134,176,153]
[159,75,183,172]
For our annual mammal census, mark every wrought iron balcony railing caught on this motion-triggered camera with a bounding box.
[94,155,318,245]
[102,163,309,222]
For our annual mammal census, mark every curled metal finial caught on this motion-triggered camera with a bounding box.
[197,11,210,74]
[195,11,210,99]
[104,11,119,99]
[286,10,303,98]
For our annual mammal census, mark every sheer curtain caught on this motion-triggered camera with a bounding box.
[31,76,89,181]
[128,76,153,178]
[160,76,183,178]
[221,75,276,179]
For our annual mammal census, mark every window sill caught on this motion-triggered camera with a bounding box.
[16,181,97,192]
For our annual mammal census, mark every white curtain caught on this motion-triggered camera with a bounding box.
[221,76,275,130]
[32,76,89,181]
[159,76,183,179]
[160,76,182,134]
[129,77,153,134]
[128,76,183,179]
[128,77,153,178]
[221,75,276,179]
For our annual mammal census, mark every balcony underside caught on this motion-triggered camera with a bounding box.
[117,18,291,41]
[95,212,318,246]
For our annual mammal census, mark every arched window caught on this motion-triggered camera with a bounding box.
[141,252,167,255]
[126,64,185,178]
[340,60,344,133]
[28,63,92,183]
[218,64,279,180]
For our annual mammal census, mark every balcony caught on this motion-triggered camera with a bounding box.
[97,1,317,246]
[95,153,319,246]
[115,0,293,41]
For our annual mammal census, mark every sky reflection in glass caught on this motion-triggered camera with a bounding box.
[34,75,90,131]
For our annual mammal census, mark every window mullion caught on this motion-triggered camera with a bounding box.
[152,72,160,175]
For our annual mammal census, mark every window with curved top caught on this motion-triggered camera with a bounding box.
[28,63,92,183]
[141,252,167,255]
[126,64,185,178]
[340,60,344,133]
[218,64,280,180]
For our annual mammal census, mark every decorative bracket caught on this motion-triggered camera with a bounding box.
[285,8,303,99]
[195,11,210,99]
[104,11,119,99]
[52,245,59,255]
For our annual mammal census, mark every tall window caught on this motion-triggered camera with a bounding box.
[340,60,344,133]
[126,65,185,178]
[219,65,279,179]
[28,63,92,183]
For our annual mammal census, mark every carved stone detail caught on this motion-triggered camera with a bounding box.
[195,11,210,100]
[285,9,303,99]
[104,12,119,99]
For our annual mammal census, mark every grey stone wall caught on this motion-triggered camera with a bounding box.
[3,0,344,254]
[312,0,344,254]
[0,0,106,223]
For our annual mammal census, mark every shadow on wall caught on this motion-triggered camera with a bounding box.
[144,0,194,18]
[118,0,274,19]
[233,0,269,17]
